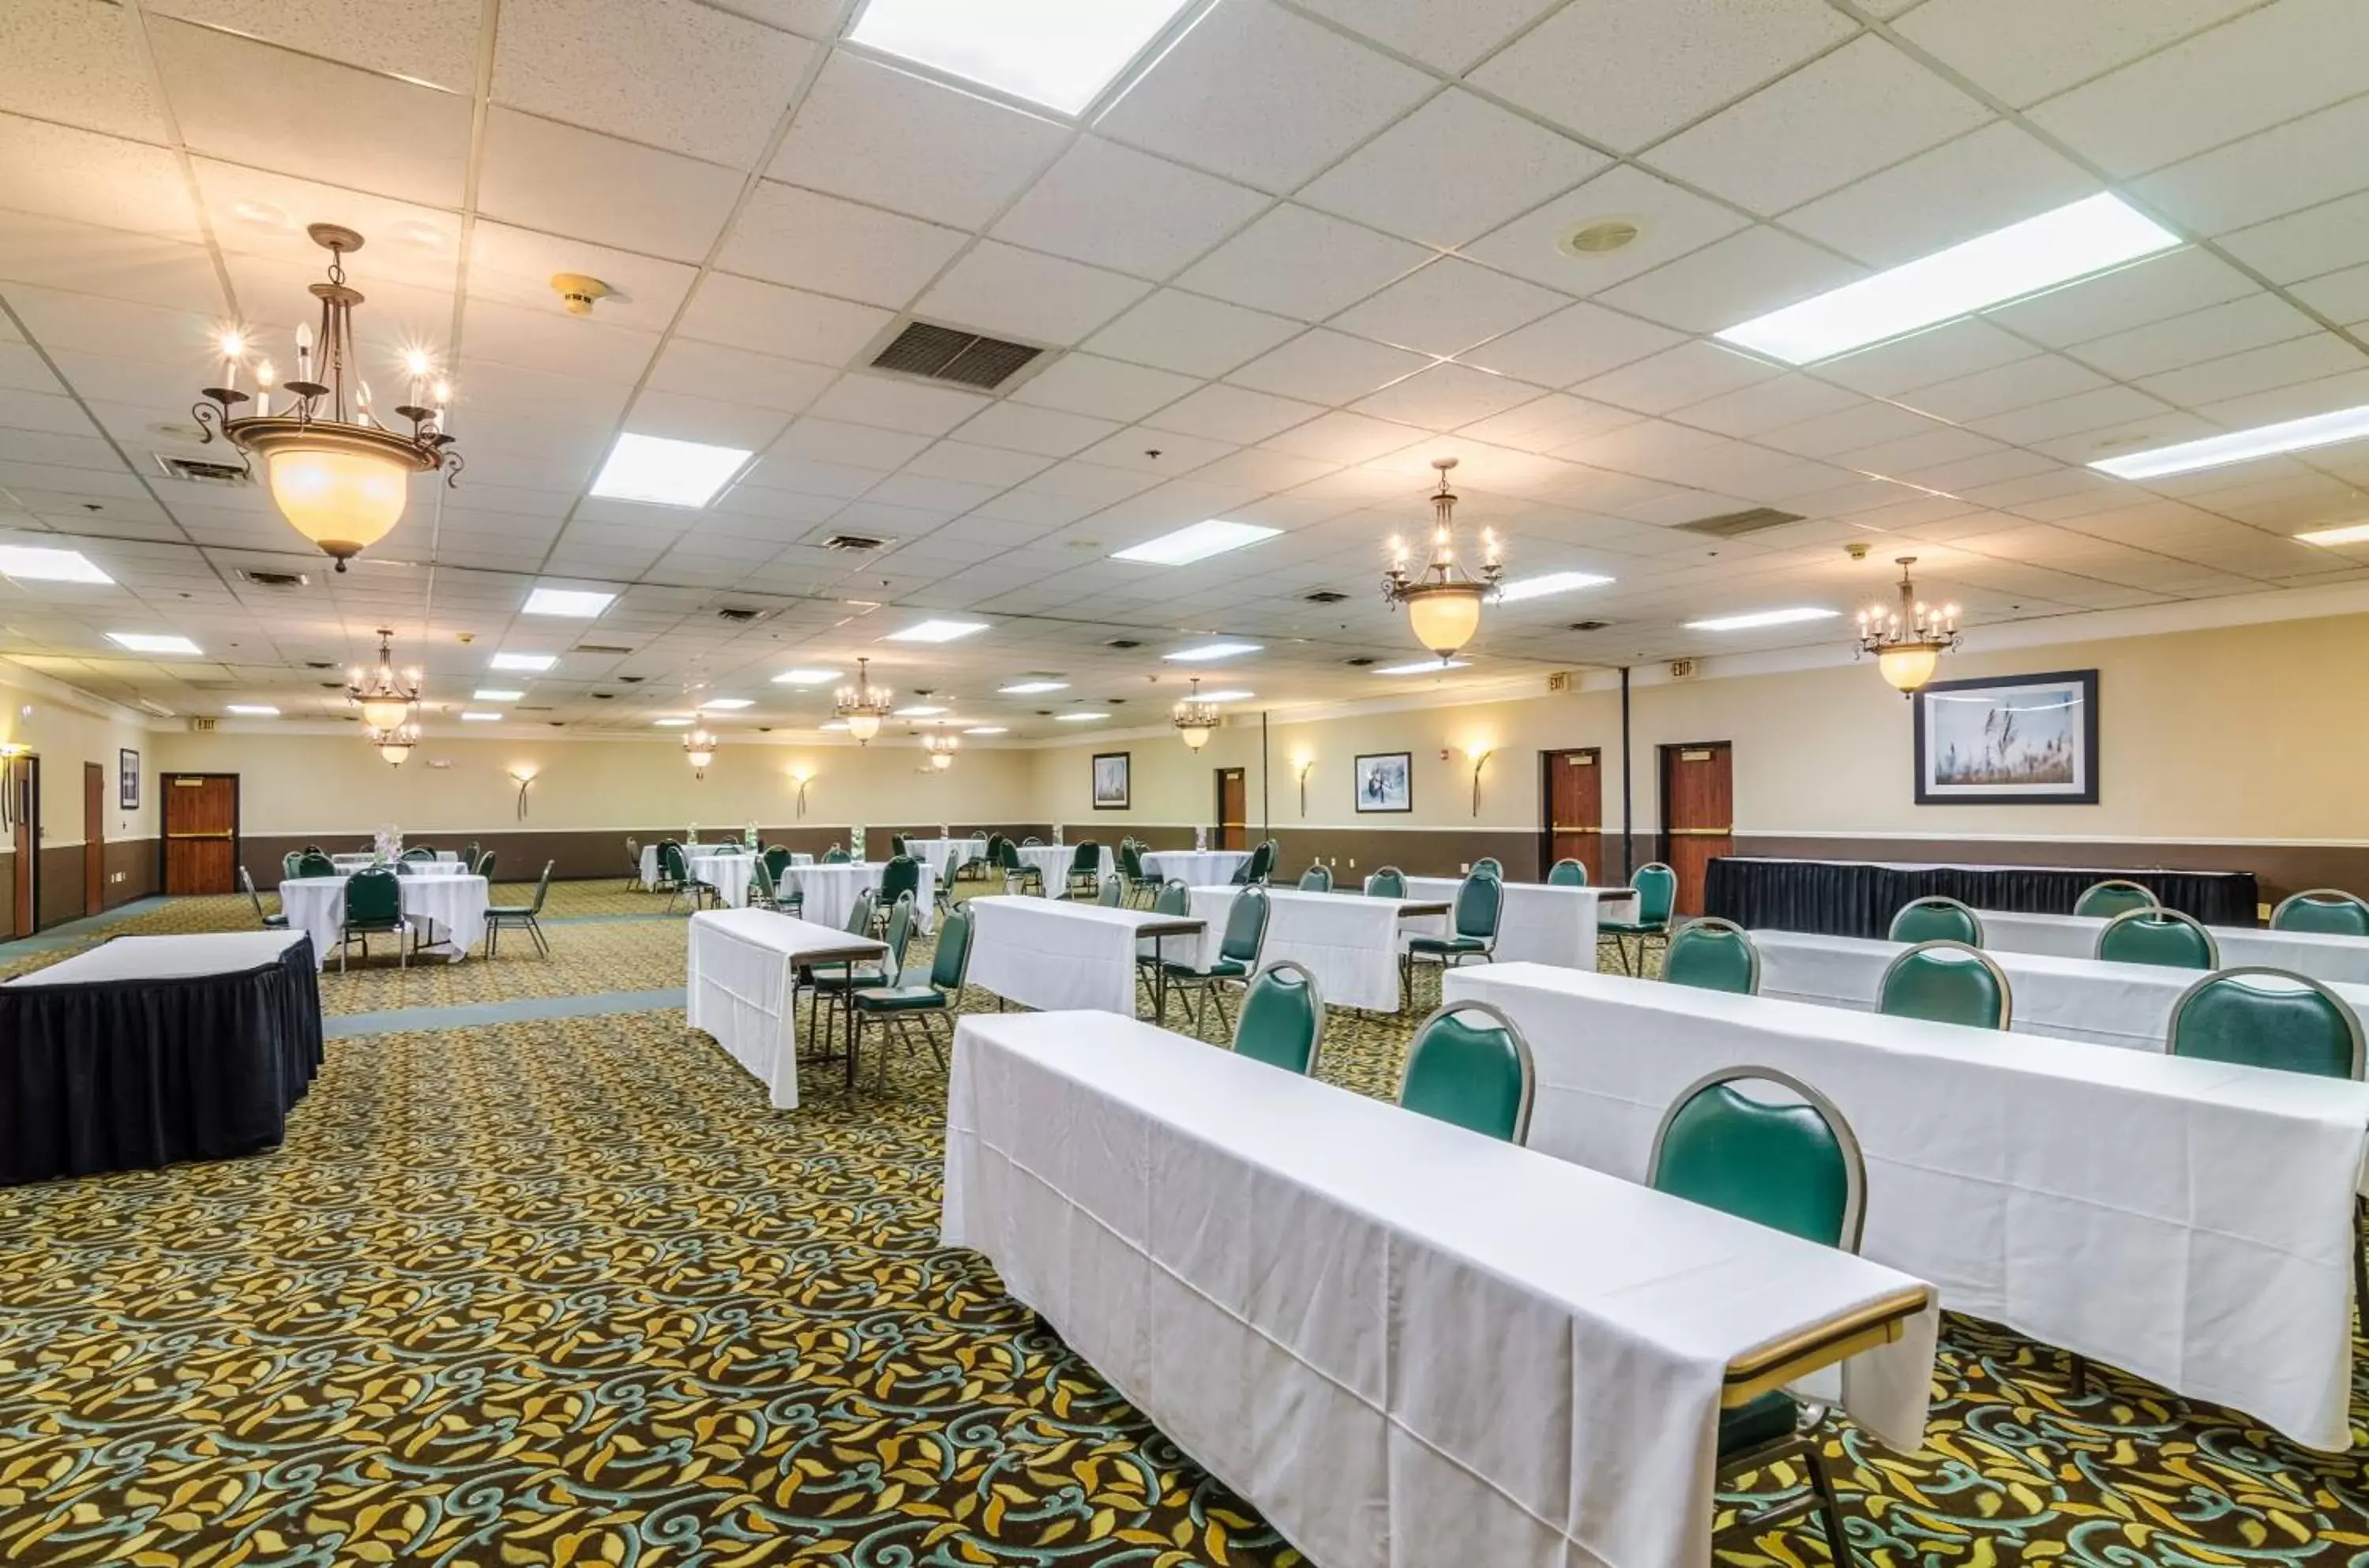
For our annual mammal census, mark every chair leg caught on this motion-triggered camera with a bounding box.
[1801,1441,1856,1568]
[531,915,549,957]
[2067,1352,2090,1397]
[2355,1197,2367,1326]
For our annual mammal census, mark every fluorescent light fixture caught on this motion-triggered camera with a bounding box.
[1197,688,1253,702]
[0,545,111,583]
[225,703,279,716]
[460,711,503,722]
[1686,607,1840,632]
[2092,403,2369,480]
[1164,640,1261,662]
[848,0,1195,115]
[524,587,616,617]
[895,704,947,717]
[772,668,841,685]
[1113,520,1281,566]
[1718,193,2179,365]
[965,726,1009,735]
[655,718,693,728]
[474,688,524,701]
[700,697,754,710]
[1375,658,1470,676]
[589,433,751,507]
[108,632,201,655]
[2296,522,2369,546]
[819,718,851,731]
[1498,570,1613,603]
[998,680,1068,694]
[886,618,991,643]
[1056,711,1110,722]
[490,652,556,672]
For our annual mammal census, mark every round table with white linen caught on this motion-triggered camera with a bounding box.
[690,852,763,908]
[1014,842,1113,891]
[279,873,490,966]
[641,842,805,887]
[330,850,456,870]
[1139,850,1252,887]
[777,860,936,932]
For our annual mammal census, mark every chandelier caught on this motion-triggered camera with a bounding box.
[834,657,895,745]
[1856,557,1961,696]
[347,626,422,732]
[684,727,717,777]
[1382,456,1501,661]
[1173,677,1218,751]
[193,223,461,572]
[922,727,959,771]
[371,721,419,767]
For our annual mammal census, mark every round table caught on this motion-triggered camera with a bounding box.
[279,873,490,966]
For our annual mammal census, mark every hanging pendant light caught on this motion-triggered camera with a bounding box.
[1172,677,1219,751]
[371,721,419,767]
[191,225,463,571]
[684,727,717,777]
[834,656,895,745]
[1855,557,1961,696]
[347,626,422,733]
[1381,456,1501,661]
[922,726,959,771]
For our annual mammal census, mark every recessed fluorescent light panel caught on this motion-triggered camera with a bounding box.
[2297,522,2369,546]
[490,652,556,672]
[1375,658,1470,676]
[1498,570,1614,602]
[1056,711,1109,722]
[474,688,524,701]
[1718,193,2179,365]
[460,711,502,722]
[1113,520,1281,566]
[998,680,1068,695]
[0,546,111,583]
[655,718,693,728]
[524,587,617,617]
[1685,608,1839,632]
[700,698,754,711]
[108,632,201,655]
[773,668,841,685]
[1164,641,1261,662]
[819,719,851,731]
[895,704,947,717]
[2091,403,2369,480]
[848,0,1196,114]
[886,619,991,643]
[225,704,278,716]
[589,433,751,507]
[965,726,1009,735]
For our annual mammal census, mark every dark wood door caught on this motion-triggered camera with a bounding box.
[163,772,238,895]
[1659,741,1732,917]
[1541,748,1602,884]
[83,761,103,915]
[1215,768,1247,851]
[8,754,34,937]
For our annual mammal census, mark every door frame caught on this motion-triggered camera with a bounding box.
[6,750,36,938]
[84,760,104,916]
[1214,767,1248,851]
[1654,740,1732,865]
[161,771,241,895]
[1537,746,1601,876]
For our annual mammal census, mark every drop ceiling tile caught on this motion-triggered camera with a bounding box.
[677,275,895,367]
[460,297,662,383]
[1466,167,1751,303]
[1144,384,1325,445]
[0,0,168,141]
[2292,262,2369,326]
[914,242,1153,347]
[469,221,696,328]
[1072,427,1236,475]
[1080,290,1305,380]
[1174,205,1432,324]
[1571,340,1781,414]
[721,183,969,310]
[1471,0,1858,153]
[952,402,1125,459]
[1457,302,1687,388]
[1780,122,2098,266]
[1352,363,1545,430]
[2067,293,2322,381]
[804,373,991,437]
[0,114,201,242]
[1894,0,2258,109]
[991,138,1267,280]
[1964,384,2176,447]
[745,454,890,499]
[1669,373,1864,437]
[2132,92,2369,237]
[1898,353,2109,423]
[1814,317,2034,397]
[2218,192,2369,284]
[1259,410,1427,465]
[645,337,836,412]
[1329,258,1568,358]
[903,441,1053,488]
[1189,447,1342,492]
[1984,245,2258,347]
[1286,0,1559,73]
[0,214,223,315]
[1011,354,1199,422]
[624,388,791,449]
[152,0,481,90]
[1596,225,1863,334]
[477,109,744,263]
[1225,329,1432,404]
[2136,334,2369,408]
[1298,91,1608,249]
[1455,394,1643,454]
[1755,399,1953,458]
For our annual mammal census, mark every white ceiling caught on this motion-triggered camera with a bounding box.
[3,0,2369,740]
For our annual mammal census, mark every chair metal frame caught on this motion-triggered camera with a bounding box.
[2095,905,2220,968]
[1400,872,1504,1009]
[625,835,646,891]
[1887,895,1984,947]
[336,866,410,972]
[2271,887,2369,933]
[1364,865,1406,898]
[1661,916,1760,994]
[240,865,287,930]
[1230,958,1328,1077]
[1163,884,1270,1038]
[852,905,977,1086]
[1297,865,1333,892]
[1877,938,2014,1030]
[2073,877,2158,918]
[486,860,555,957]
[1545,857,1588,887]
[1608,861,1679,977]
[1395,997,1537,1145]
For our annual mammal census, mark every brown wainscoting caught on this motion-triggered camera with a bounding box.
[1736,835,2369,916]
[39,843,84,928]
[0,851,12,940]
[1063,825,1553,880]
[103,837,160,910]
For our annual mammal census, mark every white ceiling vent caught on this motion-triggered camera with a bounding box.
[868,319,1048,392]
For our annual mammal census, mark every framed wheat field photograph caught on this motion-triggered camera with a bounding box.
[1914,670,2099,805]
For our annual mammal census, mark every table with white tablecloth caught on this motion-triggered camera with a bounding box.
[1977,908,2369,986]
[1139,849,1250,887]
[965,895,1204,1015]
[1184,886,1444,1011]
[689,852,762,908]
[1402,876,1634,970]
[776,859,936,932]
[279,873,490,966]
[1009,842,1112,892]
[330,851,456,870]
[900,838,984,879]
[685,908,888,1108]
[943,1010,1938,1568]
[1444,962,2369,1451]
[639,842,806,887]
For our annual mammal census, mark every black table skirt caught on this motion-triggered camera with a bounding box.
[2,937,324,1185]
[1704,857,2259,938]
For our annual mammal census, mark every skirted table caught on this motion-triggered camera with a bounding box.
[2,932,324,1184]
[1705,854,2257,936]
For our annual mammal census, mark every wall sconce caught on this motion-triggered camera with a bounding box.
[1292,756,1314,816]
[1464,745,1493,817]
[789,767,813,819]
[509,766,537,820]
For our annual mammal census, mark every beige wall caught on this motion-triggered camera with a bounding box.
[0,662,156,850]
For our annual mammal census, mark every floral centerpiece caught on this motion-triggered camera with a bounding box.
[849,825,866,862]
[372,824,403,865]
[687,823,700,846]
[745,822,757,848]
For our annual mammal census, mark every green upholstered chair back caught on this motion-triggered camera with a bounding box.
[524,861,554,913]
[997,838,1023,871]
[764,845,791,880]
[660,842,690,884]
[282,851,304,879]
[1022,835,1042,846]
[2074,878,2157,919]
[882,895,915,982]
[1232,960,1325,1076]
[1878,940,2011,1030]
[345,867,402,928]
[1663,918,1760,995]
[1364,866,1406,898]
[1650,1067,1864,1250]
[1070,841,1099,873]
[985,833,1007,863]
[879,853,922,905]
[1096,874,1124,906]
[1219,886,1271,965]
[1889,896,1983,947]
[1452,872,1503,940]
[2097,907,2217,970]
[1470,857,1504,878]
[1151,879,1189,917]
[2170,967,2365,1079]
[930,906,975,993]
[2273,889,2369,936]
[891,835,908,857]
[296,851,337,878]
[1297,865,1332,891]
[823,845,850,864]
[1546,858,1587,887]
[1398,1000,1534,1143]
[460,841,478,866]
[1631,862,1677,925]
[401,846,435,862]
[1119,842,1145,881]
[845,888,876,937]
[475,851,497,880]
[752,857,779,905]
[1248,841,1278,883]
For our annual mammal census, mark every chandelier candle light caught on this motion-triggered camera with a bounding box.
[193,224,462,571]
[922,727,959,770]
[347,627,423,763]
[1172,677,1218,751]
[835,658,895,745]
[685,728,718,778]
[1383,457,1502,661]
[1856,557,1961,696]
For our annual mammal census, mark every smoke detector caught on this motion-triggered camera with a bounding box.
[550,273,613,316]
[1558,217,1645,257]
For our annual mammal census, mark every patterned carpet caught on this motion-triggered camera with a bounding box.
[3,899,2369,1566]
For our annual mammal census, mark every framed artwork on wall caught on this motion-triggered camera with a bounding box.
[1353,752,1413,813]
[118,748,140,810]
[1914,669,2099,805]
[1091,752,1130,810]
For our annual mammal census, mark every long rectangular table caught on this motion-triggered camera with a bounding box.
[1443,962,2369,1450]
[943,1011,1937,1568]
[1977,908,2369,985]
[2,932,323,1184]
[1403,876,1634,970]
[965,895,1203,1015]
[685,909,888,1108]
[1706,855,2258,935]
[1185,885,1445,1011]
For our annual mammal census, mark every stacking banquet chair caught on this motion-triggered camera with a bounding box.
[1649,1066,1869,1565]
[1064,841,1102,900]
[1402,870,1503,1009]
[663,843,716,913]
[281,850,306,880]
[1252,840,1280,883]
[1662,917,1760,995]
[745,855,783,913]
[1095,873,1125,907]
[764,843,794,885]
[1470,857,1504,878]
[823,844,851,865]
[486,861,554,957]
[296,850,337,879]
[1134,880,1193,1013]
[401,846,437,864]
[1117,841,1152,907]
[1229,854,1255,886]
[1297,864,1333,891]
[1878,940,2011,1030]
[1396,999,1534,1142]
[996,837,1042,896]
[460,840,479,867]
[625,836,645,891]
[805,891,897,1063]
[1889,895,1984,946]
[2073,878,2157,919]
[934,850,963,924]
[651,839,682,893]
[241,866,288,930]
[1364,866,1406,898]
[473,850,497,881]
[1159,885,1270,1037]
[891,835,909,860]
[2273,888,2369,936]
[337,866,408,971]
[874,854,922,936]
[1601,862,1677,976]
[1546,857,1588,887]
[2096,906,2218,969]
[851,905,975,1085]
[1230,960,1325,1076]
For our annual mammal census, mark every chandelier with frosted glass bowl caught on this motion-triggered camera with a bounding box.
[922,726,959,770]
[1173,677,1219,751]
[192,223,461,572]
[1856,557,1962,696]
[684,728,718,778]
[835,658,896,745]
[347,626,422,732]
[372,721,419,767]
[1382,457,1501,661]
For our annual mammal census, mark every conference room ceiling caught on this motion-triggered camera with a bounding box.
[3,0,2369,738]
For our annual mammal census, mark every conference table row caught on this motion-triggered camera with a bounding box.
[1974,906,2369,985]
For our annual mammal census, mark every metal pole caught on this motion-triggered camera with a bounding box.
[1260,710,1271,838]
[1619,666,1634,881]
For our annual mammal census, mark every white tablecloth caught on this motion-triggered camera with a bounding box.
[776,860,937,932]
[641,843,805,886]
[1444,962,2369,1451]
[902,837,984,876]
[1011,842,1113,891]
[685,908,887,1110]
[1140,850,1251,887]
[943,1010,1937,1568]
[965,895,1203,1015]
[279,874,489,968]
[1402,876,1634,970]
[329,850,456,870]
[1979,908,2369,985]
[1186,886,1428,1011]
[689,853,761,909]
[6,930,306,985]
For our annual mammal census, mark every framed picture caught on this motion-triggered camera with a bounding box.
[1091,752,1130,811]
[118,748,140,810]
[1353,751,1413,813]
[1914,669,2098,805]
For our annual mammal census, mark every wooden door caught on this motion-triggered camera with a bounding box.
[7,754,33,936]
[163,773,238,895]
[1215,768,1247,850]
[1658,742,1732,917]
[1541,748,1602,884]
[83,761,103,915]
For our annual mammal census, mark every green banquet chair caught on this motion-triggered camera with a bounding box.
[995,837,1042,895]
[1889,895,1984,947]
[296,850,337,879]
[1364,865,1406,898]
[1470,857,1504,878]
[2272,889,2369,936]
[472,850,497,881]
[1878,940,2011,1030]
[2074,878,2157,920]
[1402,871,1503,1008]
[662,843,713,913]
[891,834,908,859]
[281,850,305,880]
[486,861,554,958]
[651,839,682,893]
[1396,1000,1534,1143]
[1160,885,1269,1037]
[401,846,435,863]
[1662,917,1760,995]
[851,905,975,1085]
[1094,873,1125,907]
[1546,858,1588,887]
[1134,880,1194,1012]
[823,844,850,865]
[2096,907,2218,970]
[1248,840,1278,884]
[625,835,644,890]
[1064,841,1102,900]
[808,891,903,1065]
[1117,841,1151,907]
[241,866,287,930]
[1601,862,1678,977]
[1297,864,1332,892]
[874,854,922,936]
[336,866,407,971]
[1230,960,1325,1077]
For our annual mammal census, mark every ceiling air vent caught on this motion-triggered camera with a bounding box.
[154,453,253,486]
[820,533,890,553]
[237,568,310,589]
[869,320,1044,391]
[715,606,770,625]
[573,643,633,655]
[1105,638,1141,650]
[1304,590,1350,604]
[1567,620,1611,632]
[1342,655,1377,667]
[1676,507,1804,539]
[618,675,645,684]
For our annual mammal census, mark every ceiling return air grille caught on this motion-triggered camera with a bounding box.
[869,320,1044,391]
[1676,507,1804,538]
